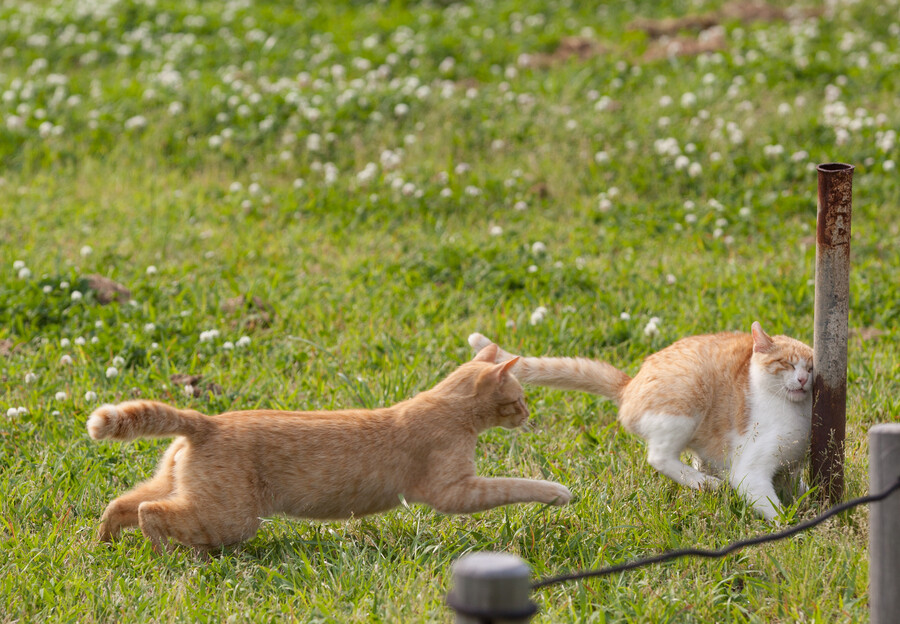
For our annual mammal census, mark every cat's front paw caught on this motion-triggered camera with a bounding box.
[543,482,573,506]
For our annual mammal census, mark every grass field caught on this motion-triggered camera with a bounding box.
[2,0,899,621]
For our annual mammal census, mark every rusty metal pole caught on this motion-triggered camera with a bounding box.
[810,162,854,504]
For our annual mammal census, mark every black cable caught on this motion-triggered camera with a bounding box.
[532,476,900,590]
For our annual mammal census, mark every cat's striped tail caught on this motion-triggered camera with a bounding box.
[468,333,632,403]
[87,400,213,441]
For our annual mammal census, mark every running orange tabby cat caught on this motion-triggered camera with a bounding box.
[87,344,572,552]
[469,323,813,521]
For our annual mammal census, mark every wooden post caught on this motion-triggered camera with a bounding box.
[811,162,854,504]
[869,424,900,624]
[447,552,537,623]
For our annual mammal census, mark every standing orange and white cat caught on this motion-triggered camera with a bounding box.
[88,345,571,552]
[469,322,813,521]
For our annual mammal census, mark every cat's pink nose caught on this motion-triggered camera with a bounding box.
[797,373,809,386]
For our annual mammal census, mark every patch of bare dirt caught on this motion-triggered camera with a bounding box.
[631,1,821,39]
[852,327,887,342]
[83,274,131,304]
[170,373,224,398]
[0,338,17,358]
[222,294,274,330]
[519,37,611,69]
[642,27,727,62]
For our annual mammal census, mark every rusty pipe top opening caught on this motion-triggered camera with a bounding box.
[817,163,854,173]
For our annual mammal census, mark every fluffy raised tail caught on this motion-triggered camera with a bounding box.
[87,400,212,442]
[468,333,631,403]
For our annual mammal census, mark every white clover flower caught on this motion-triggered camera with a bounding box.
[489,225,503,236]
[74,337,85,346]
[222,341,235,350]
[112,356,125,367]
[248,182,261,195]
[527,265,538,273]
[6,408,17,418]
[25,372,37,384]
[514,201,528,211]
[144,323,155,332]
[184,384,195,397]
[43,285,53,294]
[680,92,697,107]
[80,245,93,257]
[293,178,305,189]
[13,260,25,270]
[530,306,548,325]
[439,57,456,73]
[659,95,673,107]
[105,366,118,379]
[71,291,83,301]
[594,151,610,164]
[380,149,402,169]
[356,163,378,184]
[60,354,73,365]
[55,391,67,401]
[236,336,251,348]
[885,160,896,171]
[91,337,99,344]
[464,185,481,197]
[531,241,547,255]
[199,329,220,342]
[60,338,71,348]
[124,115,147,130]
[620,312,631,320]
[674,155,690,170]
[85,391,97,402]
[688,162,702,177]
[644,318,660,337]
[394,103,409,117]
[18,267,32,279]
[666,274,677,285]
[146,265,158,275]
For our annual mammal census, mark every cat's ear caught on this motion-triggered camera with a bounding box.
[751,321,774,354]
[473,343,499,363]
[494,357,520,385]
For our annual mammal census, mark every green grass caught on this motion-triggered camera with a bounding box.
[2,0,899,621]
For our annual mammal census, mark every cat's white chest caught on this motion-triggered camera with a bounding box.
[734,386,811,470]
